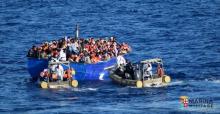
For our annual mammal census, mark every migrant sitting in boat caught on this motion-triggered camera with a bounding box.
[27,37,131,64]
[110,58,171,88]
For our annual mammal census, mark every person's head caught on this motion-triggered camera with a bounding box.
[32,46,37,50]
[110,37,114,41]
[79,53,84,57]
[118,52,123,56]
[70,39,74,43]
[62,48,66,53]
[38,47,42,52]
[54,53,58,58]
[147,63,151,67]
[57,64,61,68]
[44,41,48,45]
[52,40,57,44]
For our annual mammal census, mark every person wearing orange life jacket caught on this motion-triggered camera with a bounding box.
[40,68,50,81]
[91,54,100,63]
[157,64,164,77]
[63,68,73,80]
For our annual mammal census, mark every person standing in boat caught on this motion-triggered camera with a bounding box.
[67,39,79,55]
[157,64,164,77]
[58,48,66,61]
[143,63,152,79]
[55,64,64,81]
[116,53,126,67]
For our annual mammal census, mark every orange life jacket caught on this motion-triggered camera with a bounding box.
[52,74,58,80]
[67,69,72,79]
[63,71,68,78]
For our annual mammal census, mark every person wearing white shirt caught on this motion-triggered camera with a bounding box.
[143,63,152,79]
[146,63,152,76]
[58,49,66,61]
[117,54,126,67]
[55,64,64,81]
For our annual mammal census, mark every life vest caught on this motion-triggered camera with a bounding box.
[66,69,72,79]
[91,56,97,63]
[95,57,100,63]
[63,71,68,78]
[52,73,58,80]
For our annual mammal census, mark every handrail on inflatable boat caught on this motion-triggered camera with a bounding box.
[140,58,163,64]
[104,65,116,70]
[49,61,70,65]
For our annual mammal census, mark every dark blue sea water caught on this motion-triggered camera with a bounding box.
[0,0,220,113]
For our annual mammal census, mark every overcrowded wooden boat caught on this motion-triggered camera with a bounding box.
[109,58,171,88]
[27,25,131,81]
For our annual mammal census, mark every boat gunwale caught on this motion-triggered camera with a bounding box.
[27,57,117,65]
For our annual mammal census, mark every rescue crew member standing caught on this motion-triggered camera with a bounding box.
[55,64,64,81]
[143,63,152,79]
[116,53,126,67]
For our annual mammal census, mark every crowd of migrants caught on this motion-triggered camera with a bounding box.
[27,37,131,63]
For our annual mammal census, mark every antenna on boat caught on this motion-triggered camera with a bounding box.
[75,24,79,39]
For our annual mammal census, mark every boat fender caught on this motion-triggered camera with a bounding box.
[71,80,78,87]
[136,80,143,88]
[40,81,48,89]
[162,76,171,83]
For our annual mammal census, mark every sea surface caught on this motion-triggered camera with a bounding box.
[0,0,220,113]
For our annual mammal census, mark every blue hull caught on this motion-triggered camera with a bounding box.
[27,58,116,80]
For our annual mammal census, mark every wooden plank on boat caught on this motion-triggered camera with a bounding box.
[48,81,70,89]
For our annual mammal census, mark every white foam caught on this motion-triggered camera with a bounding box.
[204,78,220,84]
[169,80,184,86]
[212,80,220,83]
[73,87,98,92]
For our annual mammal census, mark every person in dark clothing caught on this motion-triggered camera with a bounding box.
[124,61,135,80]
[115,66,126,79]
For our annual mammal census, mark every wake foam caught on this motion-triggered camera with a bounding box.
[169,80,184,86]
[72,87,98,92]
